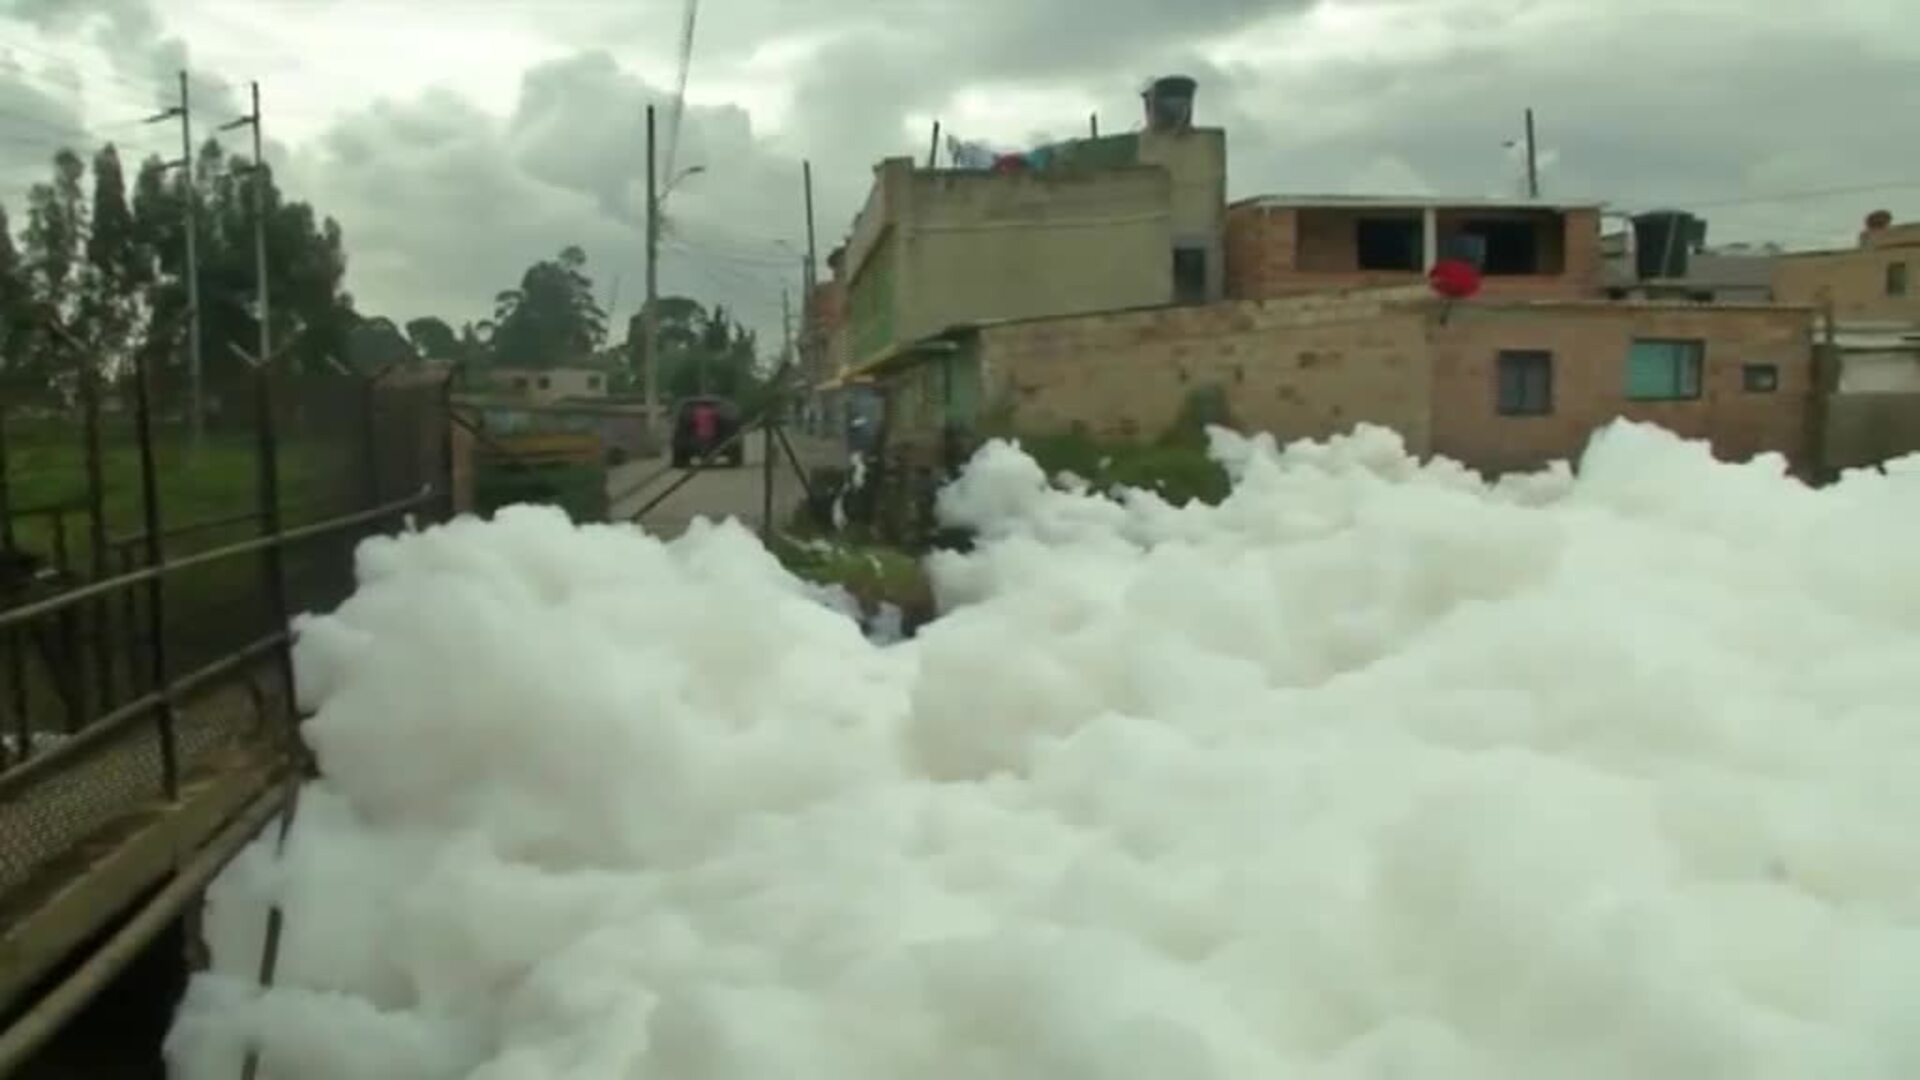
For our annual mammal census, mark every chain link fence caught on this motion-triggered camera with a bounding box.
[0,358,450,913]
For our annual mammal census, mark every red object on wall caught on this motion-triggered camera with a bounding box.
[991,153,1027,173]
[1428,259,1483,299]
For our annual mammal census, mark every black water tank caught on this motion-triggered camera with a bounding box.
[1143,76,1197,132]
[1631,210,1700,280]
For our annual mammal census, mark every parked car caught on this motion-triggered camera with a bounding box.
[671,395,745,468]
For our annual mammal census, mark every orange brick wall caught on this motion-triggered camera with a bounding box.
[1225,204,1603,302]
[1772,245,1920,322]
[1427,303,1816,475]
[976,289,1433,452]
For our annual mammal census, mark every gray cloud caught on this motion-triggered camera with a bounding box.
[280,52,810,344]
[9,0,1920,352]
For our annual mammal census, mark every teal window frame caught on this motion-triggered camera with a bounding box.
[1626,338,1704,401]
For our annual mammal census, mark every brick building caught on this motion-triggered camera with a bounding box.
[1772,214,1918,321]
[1771,213,1920,470]
[1225,196,1604,301]
[870,286,1817,479]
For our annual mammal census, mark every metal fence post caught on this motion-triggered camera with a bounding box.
[360,370,382,509]
[130,338,178,799]
[48,511,84,733]
[80,356,114,710]
[252,357,297,742]
[0,405,27,767]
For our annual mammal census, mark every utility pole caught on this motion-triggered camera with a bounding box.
[801,159,817,383]
[643,104,661,427]
[782,287,793,368]
[147,72,203,441]
[1524,108,1539,199]
[222,82,270,377]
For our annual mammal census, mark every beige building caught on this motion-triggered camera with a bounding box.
[872,286,1817,481]
[1225,196,1605,301]
[1768,214,1920,471]
[838,117,1227,372]
[487,366,610,405]
[1773,214,1918,321]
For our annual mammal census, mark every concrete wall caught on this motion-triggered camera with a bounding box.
[840,145,1218,370]
[1428,302,1816,475]
[875,288,1814,485]
[1837,350,1920,394]
[966,289,1433,451]
[1135,127,1228,302]
[1824,393,1920,471]
[1225,203,1603,301]
[488,367,608,405]
[892,165,1175,351]
[1773,242,1919,321]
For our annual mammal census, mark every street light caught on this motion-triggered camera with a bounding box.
[644,144,706,424]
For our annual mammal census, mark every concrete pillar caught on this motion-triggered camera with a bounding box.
[1422,207,1439,271]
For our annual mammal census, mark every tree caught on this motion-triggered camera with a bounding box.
[404,316,459,360]
[0,136,364,412]
[646,298,764,404]
[344,315,418,371]
[489,245,606,367]
[75,144,148,376]
[0,204,37,395]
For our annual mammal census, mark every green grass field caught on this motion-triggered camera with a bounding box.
[3,419,355,569]
[1,419,363,742]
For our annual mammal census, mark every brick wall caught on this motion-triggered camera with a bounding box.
[974,288,1433,453]
[1772,244,1920,322]
[1427,302,1816,475]
[1224,203,1292,299]
[1224,204,1603,301]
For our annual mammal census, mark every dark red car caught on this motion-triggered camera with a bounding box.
[670,395,745,468]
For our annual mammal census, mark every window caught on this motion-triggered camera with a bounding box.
[1626,339,1704,400]
[1460,219,1540,275]
[1172,246,1207,304]
[537,376,552,390]
[512,376,528,390]
[586,375,602,390]
[1890,261,1909,297]
[1444,233,1488,269]
[1742,364,1779,393]
[1356,217,1423,271]
[1496,350,1553,415]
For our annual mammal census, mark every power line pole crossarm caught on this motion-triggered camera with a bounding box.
[220,81,271,378]
[146,72,202,444]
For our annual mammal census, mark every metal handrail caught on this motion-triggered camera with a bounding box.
[0,485,434,635]
[0,632,286,799]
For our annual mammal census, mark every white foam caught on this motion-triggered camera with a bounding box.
[168,421,1920,1078]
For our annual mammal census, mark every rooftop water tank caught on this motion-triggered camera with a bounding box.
[1143,76,1197,132]
[1631,210,1703,280]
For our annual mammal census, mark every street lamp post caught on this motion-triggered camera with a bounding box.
[642,103,704,431]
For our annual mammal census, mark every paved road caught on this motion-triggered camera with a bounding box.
[608,431,844,540]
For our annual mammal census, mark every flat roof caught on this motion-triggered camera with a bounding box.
[1232,193,1605,211]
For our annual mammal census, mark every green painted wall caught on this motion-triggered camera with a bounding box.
[848,234,898,367]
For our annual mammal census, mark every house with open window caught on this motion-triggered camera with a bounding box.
[1224,194,1605,301]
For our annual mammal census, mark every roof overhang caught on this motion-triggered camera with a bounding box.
[1232,193,1604,212]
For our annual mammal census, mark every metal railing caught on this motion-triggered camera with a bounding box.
[0,332,452,1074]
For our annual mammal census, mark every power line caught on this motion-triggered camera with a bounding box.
[1619,179,1920,214]
[0,33,178,98]
[660,0,699,187]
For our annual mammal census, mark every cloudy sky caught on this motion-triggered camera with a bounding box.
[1,0,1916,351]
